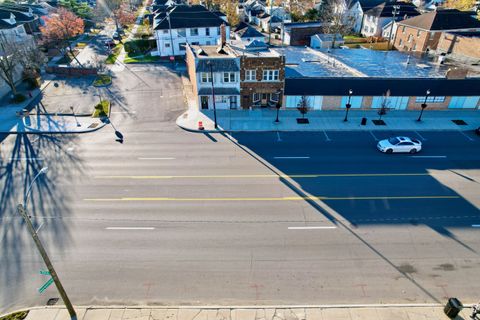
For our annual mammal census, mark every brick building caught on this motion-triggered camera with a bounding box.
[186,40,285,110]
[282,22,324,46]
[393,9,480,53]
[437,32,480,64]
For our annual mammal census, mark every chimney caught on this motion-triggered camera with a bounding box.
[220,23,226,46]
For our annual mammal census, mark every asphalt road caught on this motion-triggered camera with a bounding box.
[1,64,480,314]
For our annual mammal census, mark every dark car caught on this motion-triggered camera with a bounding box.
[475,127,480,136]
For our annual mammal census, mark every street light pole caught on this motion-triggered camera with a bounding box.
[19,168,77,320]
[207,61,218,129]
[388,5,400,50]
[343,89,353,122]
[417,89,430,122]
[274,89,282,123]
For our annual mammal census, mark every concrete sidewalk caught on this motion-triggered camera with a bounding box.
[177,108,480,133]
[15,304,477,320]
[0,114,106,134]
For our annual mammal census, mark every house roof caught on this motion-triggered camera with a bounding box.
[0,11,16,29]
[398,9,480,31]
[262,15,282,23]
[234,21,249,32]
[0,6,36,23]
[365,2,419,18]
[235,25,264,38]
[348,0,392,10]
[154,5,228,30]
[285,77,480,96]
[312,33,344,41]
[196,58,240,72]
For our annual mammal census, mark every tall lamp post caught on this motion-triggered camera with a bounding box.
[274,89,282,123]
[417,89,431,122]
[206,61,218,129]
[19,167,77,320]
[343,89,353,122]
[388,5,400,50]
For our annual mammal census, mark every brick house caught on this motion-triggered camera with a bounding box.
[186,39,285,110]
[393,9,480,53]
[437,32,480,64]
[282,22,324,46]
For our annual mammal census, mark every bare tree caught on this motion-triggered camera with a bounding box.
[378,90,391,120]
[320,0,354,48]
[0,40,21,96]
[297,95,311,119]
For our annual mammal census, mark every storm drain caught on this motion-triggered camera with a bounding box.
[452,119,467,125]
[88,123,99,128]
[46,298,59,306]
[372,119,386,126]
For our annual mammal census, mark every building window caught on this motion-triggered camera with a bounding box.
[253,93,260,102]
[165,43,171,48]
[408,34,413,42]
[271,92,280,102]
[245,70,256,81]
[262,70,279,81]
[191,41,200,45]
[223,72,236,82]
[417,30,421,37]
[399,39,403,46]
[179,42,186,51]
[201,72,212,83]
[415,96,445,103]
[429,32,435,40]
[370,26,374,33]
[215,95,227,103]
[162,30,169,34]
[206,27,210,36]
[402,26,406,34]
[190,28,199,36]
[412,43,417,51]
[178,28,186,37]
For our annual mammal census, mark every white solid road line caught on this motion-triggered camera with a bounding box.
[105,227,155,230]
[138,157,176,160]
[323,130,331,142]
[369,131,379,141]
[288,226,337,230]
[274,156,310,159]
[414,131,427,141]
[410,156,447,158]
[458,130,474,141]
[472,225,480,228]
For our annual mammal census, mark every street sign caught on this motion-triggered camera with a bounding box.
[38,277,54,293]
[40,270,50,275]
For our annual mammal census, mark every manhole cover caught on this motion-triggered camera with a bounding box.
[88,123,99,128]
[372,119,386,126]
[452,119,467,125]
[46,298,59,305]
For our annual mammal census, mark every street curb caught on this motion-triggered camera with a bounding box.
[0,121,107,135]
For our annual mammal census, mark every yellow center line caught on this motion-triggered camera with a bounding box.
[93,173,430,179]
[84,195,460,202]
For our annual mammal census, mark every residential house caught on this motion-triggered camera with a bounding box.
[186,39,285,110]
[437,32,480,64]
[361,2,419,37]
[346,0,393,34]
[0,4,39,35]
[152,5,230,57]
[234,22,266,42]
[282,22,324,46]
[310,33,344,49]
[259,14,283,32]
[151,0,178,13]
[393,9,480,53]
[241,0,266,24]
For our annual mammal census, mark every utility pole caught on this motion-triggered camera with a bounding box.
[17,204,77,320]
[207,61,218,129]
[166,9,175,60]
[388,5,400,50]
[268,0,274,45]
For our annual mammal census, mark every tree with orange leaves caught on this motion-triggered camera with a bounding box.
[40,8,84,66]
[115,3,136,28]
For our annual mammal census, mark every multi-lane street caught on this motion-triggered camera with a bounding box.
[1,64,479,314]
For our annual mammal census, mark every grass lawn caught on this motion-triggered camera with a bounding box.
[124,54,160,63]
[76,42,88,49]
[0,311,29,320]
[92,100,111,118]
[106,43,123,64]
[93,74,112,86]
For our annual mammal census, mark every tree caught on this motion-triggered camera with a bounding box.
[0,40,21,96]
[320,0,354,48]
[304,8,320,21]
[297,95,310,119]
[40,8,84,66]
[444,0,476,11]
[378,90,391,120]
[225,1,240,26]
[115,3,136,27]
[59,0,92,19]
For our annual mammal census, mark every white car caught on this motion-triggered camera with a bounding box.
[377,136,422,154]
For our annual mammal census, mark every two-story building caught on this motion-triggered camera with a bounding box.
[152,5,230,57]
[393,9,480,53]
[346,0,392,34]
[186,39,285,110]
[361,1,419,37]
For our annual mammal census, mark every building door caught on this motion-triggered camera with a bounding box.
[201,96,209,109]
[261,93,269,106]
[230,96,238,109]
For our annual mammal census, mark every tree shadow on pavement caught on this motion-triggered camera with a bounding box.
[0,133,85,304]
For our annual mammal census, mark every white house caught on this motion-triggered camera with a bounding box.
[361,2,419,37]
[346,0,388,34]
[234,22,266,42]
[153,5,230,57]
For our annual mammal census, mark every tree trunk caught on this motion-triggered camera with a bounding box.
[68,44,84,68]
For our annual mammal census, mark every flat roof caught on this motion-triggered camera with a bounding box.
[277,46,480,79]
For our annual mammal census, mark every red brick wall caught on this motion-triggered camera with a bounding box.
[438,33,480,60]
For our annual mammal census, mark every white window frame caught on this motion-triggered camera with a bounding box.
[262,70,279,81]
[178,28,186,37]
[223,72,236,83]
[253,93,260,102]
[205,27,210,36]
[190,28,199,36]
[245,69,256,81]
[201,72,212,83]
[415,96,445,103]
[178,42,186,51]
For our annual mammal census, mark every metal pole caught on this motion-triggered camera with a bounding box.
[268,0,273,45]
[167,10,175,60]
[388,5,399,50]
[209,63,218,129]
[343,91,352,122]
[417,92,429,122]
[17,204,77,320]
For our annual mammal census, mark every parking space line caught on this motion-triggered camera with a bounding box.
[323,131,331,142]
[288,226,337,230]
[410,156,447,159]
[458,130,474,141]
[369,131,379,141]
[276,131,282,142]
[414,131,427,141]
